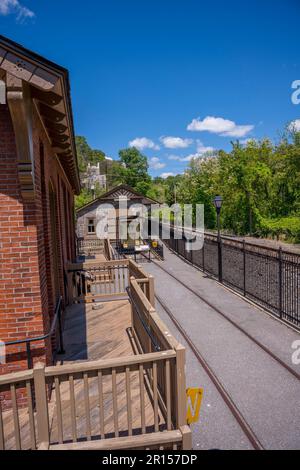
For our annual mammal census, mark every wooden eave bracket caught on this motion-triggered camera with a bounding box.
[0,47,59,91]
[6,73,35,200]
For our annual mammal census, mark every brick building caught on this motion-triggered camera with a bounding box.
[0,35,80,375]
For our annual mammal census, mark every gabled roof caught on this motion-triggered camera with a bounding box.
[76,184,161,214]
[0,35,80,194]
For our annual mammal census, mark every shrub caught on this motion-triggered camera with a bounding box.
[256,216,300,243]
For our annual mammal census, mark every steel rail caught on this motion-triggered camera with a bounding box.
[155,293,264,450]
[151,259,300,381]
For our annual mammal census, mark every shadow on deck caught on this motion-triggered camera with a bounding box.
[58,300,133,363]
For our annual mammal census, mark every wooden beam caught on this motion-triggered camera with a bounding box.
[44,120,67,134]
[0,79,5,104]
[31,87,63,106]
[6,73,35,200]
[39,102,66,123]
[50,430,182,450]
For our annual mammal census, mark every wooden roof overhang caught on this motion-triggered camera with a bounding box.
[76,184,161,216]
[0,35,80,198]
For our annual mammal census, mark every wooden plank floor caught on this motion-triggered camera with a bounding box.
[48,300,166,445]
[2,300,166,449]
[58,300,133,363]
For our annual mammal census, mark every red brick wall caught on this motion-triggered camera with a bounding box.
[0,103,76,379]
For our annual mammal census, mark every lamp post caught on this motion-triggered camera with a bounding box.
[214,196,223,282]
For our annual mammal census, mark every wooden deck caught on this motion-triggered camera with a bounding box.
[58,300,133,363]
[2,299,166,449]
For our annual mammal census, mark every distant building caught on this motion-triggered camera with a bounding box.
[76,184,158,241]
[82,162,107,190]
[81,157,123,192]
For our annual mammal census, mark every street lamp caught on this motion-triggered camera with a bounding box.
[213,196,223,238]
[213,196,223,282]
[214,195,223,214]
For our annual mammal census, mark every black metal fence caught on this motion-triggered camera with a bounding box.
[164,230,300,328]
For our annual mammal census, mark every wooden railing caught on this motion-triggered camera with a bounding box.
[67,258,154,304]
[77,237,104,257]
[67,259,129,303]
[0,258,191,450]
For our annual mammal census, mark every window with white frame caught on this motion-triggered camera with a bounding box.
[87,218,95,234]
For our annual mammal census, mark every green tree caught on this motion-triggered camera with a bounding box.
[118,147,152,195]
[76,136,105,173]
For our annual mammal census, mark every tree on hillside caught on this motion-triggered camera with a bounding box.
[76,136,105,173]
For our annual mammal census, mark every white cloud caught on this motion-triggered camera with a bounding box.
[187,116,254,138]
[167,140,214,162]
[0,0,35,20]
[168,155,181,161]
[288,119,300,132]
[129,137,160,151]
[149,157,166,170]
[160,172,176,179]
[160,136,193,149]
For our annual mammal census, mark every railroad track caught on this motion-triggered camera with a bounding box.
[137,250,300,448]
[155,293,264,450]
[151,258,300,382]
[139,254,300,450]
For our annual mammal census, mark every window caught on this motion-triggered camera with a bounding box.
[87,218,95,234]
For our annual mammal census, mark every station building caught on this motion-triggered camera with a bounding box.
[0,35,80,374]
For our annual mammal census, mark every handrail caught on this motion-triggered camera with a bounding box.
[3,297,65,369]
[45,349,176,378]
[126,287,161,352]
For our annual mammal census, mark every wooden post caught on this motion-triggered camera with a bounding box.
[33,363,50,449]
[175,344,186,428]
[129,276,135,331]
[180,425,192,450]
[148,275,155,308]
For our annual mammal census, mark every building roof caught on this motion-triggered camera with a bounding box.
[76,184,161,215]
[0,35,80,194]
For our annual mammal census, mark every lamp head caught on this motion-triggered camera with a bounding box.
[214,196,223,213]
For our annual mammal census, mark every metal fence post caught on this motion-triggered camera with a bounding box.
[202,240,205,272]
[218,237,223,283]
[33,363,50,449]
[243,240,246,297]
[278,247,283,319]
[25,342,33,370]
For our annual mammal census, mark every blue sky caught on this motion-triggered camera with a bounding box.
[1,0,300,177]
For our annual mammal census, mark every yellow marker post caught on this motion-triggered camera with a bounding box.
[186,388,204,425]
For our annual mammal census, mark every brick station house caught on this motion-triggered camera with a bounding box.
[0,35,80,375]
